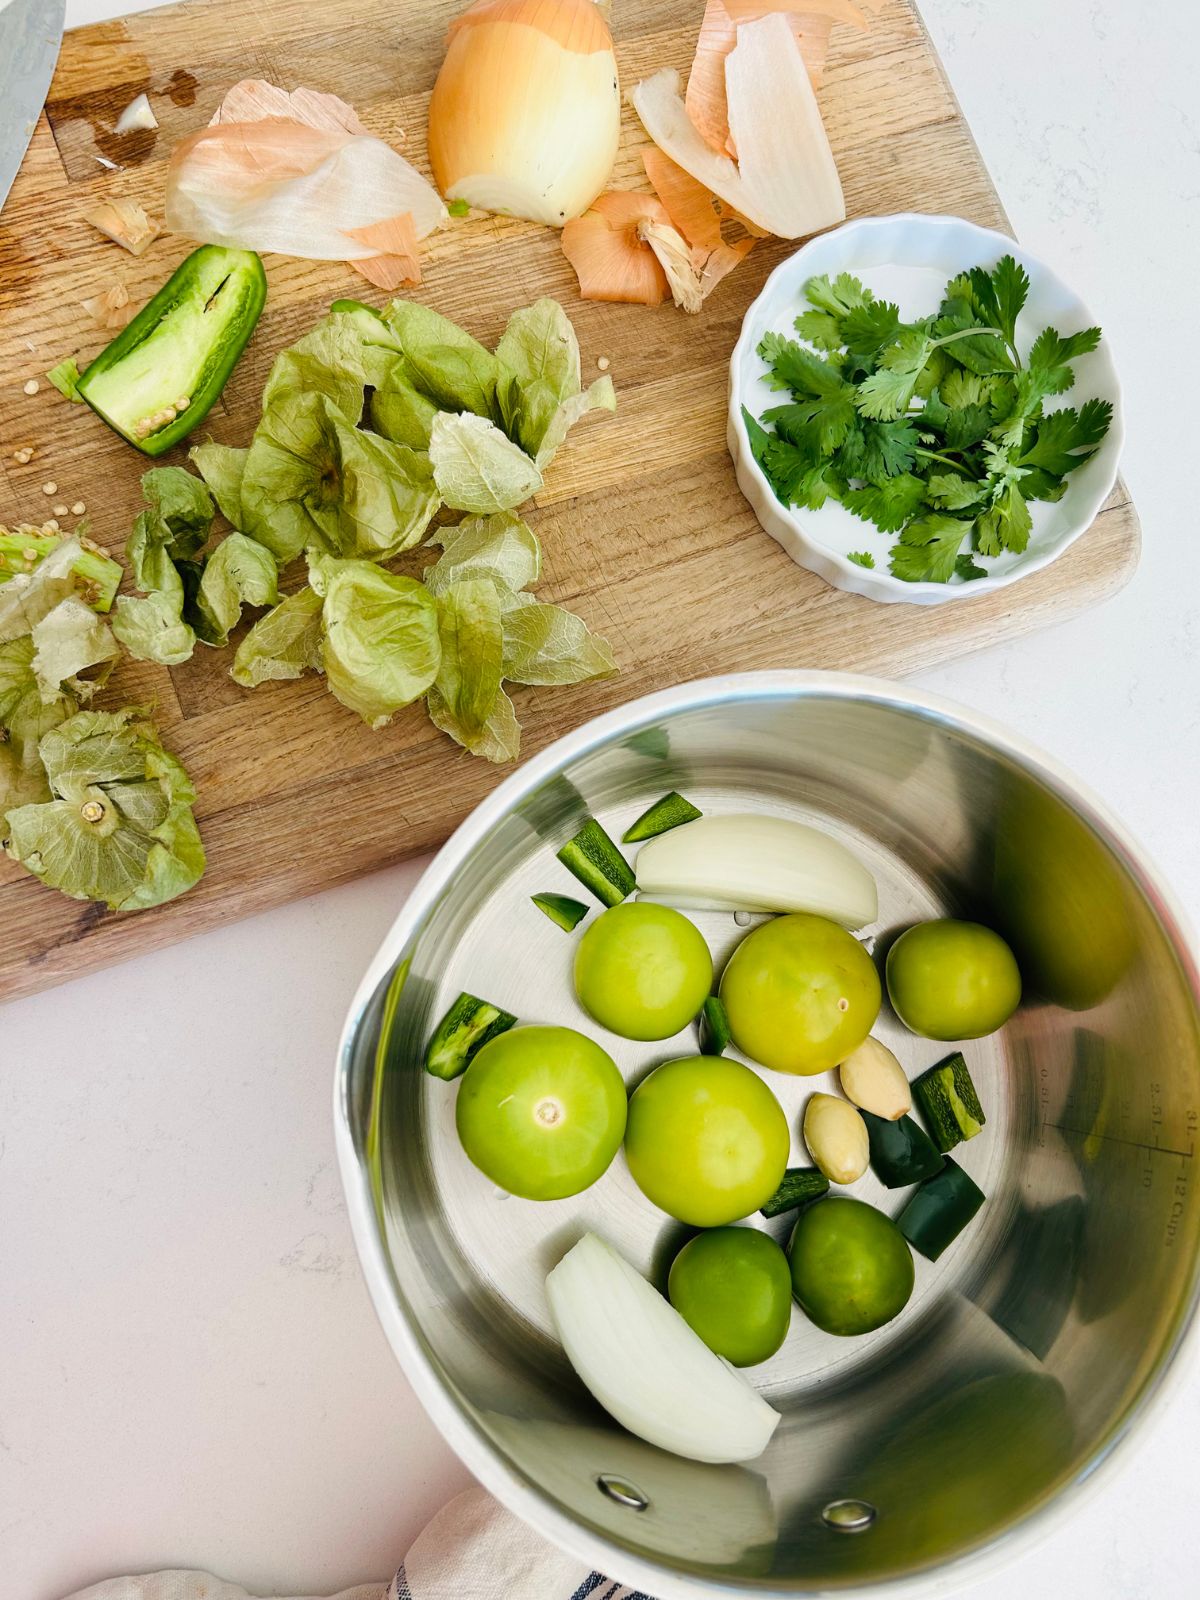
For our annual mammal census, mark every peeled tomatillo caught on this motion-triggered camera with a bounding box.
[574,901,712,1041]
[624,1055,789,1226]
[455,1025,627,1200]
[886,919,1021,1040]
[668,1226,792,1367]
[720,912,881,1075]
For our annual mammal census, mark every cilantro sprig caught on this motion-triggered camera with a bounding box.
[747,257,1112,584]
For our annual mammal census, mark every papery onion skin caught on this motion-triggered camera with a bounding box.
[631,12,846,240]
[428,0,621,227]
[562,191,673,306]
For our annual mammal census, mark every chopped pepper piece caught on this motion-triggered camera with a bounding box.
[861,1109,945,1189]
[556,817,636,906]
[425,991,516,1081]
[760,1167,830,1219]
[531,891,589,932]
[897,1158,985,1261]
[75,245,267,457]
[912,1051,986,1153]
[622,790,703,843]
[699,994,732,1055]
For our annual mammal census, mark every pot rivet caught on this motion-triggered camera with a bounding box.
[822,1498,876,1533]
[597,1474,649,1512]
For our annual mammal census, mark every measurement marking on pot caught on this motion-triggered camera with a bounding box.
[1043,1121,1195,1160]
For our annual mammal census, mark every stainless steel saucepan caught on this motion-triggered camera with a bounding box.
[335,672,1200,1597]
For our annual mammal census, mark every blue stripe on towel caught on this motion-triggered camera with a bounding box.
[395,1560,656,1599]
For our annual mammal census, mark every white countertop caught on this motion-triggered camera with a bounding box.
[4,1,1199,1596]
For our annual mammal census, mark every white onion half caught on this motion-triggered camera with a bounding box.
[634,813,878,929]
[546,1233,780,1465]
[428,0,621,226]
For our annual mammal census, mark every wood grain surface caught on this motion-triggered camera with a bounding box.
[0,0,1140,1002]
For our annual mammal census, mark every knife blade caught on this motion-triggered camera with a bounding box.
[0,0,66,214]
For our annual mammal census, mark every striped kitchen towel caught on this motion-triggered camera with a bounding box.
[61,1487,658,1600]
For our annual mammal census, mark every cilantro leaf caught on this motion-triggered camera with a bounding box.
[804,272,871,318]
[1011,325,1103,421]
[993,255,1030,344]
[925,472,987,510]
[915,345,954,399]
[759,340,857,452]
[1028,325,1102,381]
[1021,467,1069,503]
[964,266,1002,332]
[1010,361,1073,425]
[836,418,919,482]
[989,409,1031,453]
[847,551,876,569]
[987,376,1017,417]
[842,472,927,532]
[955,553,988,581]
[856,365,922,421]
[942,273,982,316]
[933,305,1013,375]
[1018,399,1112,475]
[759,334,848,394]
[942,403,993,451]
[741,404,774,473]
[761,438,840,510]
[918,389,949,433]
[794,310,845,351]
[976,483,1032,555]
[855,326,944,420]
[763,394,855,455]
[968,255,1029,346]
[889,514,970,583]
[841,300,902,362]
[981,438,1029,492]
[759,435,814,504]
[939,369,990,410]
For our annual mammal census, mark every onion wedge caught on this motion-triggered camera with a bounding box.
[165,79,446,273]
[429,0,621,226]
[631,13,845,240]
[634,813,878,928]
[546,1233,781,1465]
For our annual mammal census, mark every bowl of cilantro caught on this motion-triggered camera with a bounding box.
[728,213,1124,604]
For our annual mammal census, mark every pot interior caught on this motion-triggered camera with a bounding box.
[340,683,1200,1594]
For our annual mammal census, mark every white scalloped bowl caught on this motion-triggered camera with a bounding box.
[728,213,1125,606]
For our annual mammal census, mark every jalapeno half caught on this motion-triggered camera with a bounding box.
[76,245,267,456]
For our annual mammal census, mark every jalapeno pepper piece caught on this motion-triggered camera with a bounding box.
[897,1158,985,1261]
[75,245,267,456]
[861,1109,945,1189]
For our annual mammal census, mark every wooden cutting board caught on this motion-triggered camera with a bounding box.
[0,0,1139,1003]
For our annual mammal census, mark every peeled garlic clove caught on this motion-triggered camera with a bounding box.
[839,1037,912,1122]
[803,1093,868,1185]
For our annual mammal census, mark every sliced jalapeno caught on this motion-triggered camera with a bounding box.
[76,245,266,456]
